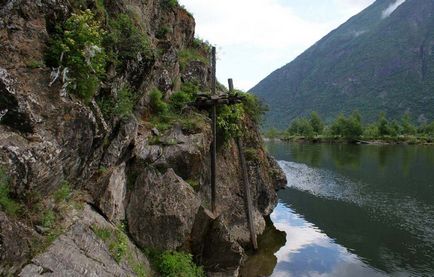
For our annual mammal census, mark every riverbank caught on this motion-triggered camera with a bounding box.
[264,135,434,145]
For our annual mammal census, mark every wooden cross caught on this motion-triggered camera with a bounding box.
[194,47,258,250]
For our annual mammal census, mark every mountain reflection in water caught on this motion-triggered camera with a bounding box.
[241,142,434,277]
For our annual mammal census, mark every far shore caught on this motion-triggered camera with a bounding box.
[262,136,434,145]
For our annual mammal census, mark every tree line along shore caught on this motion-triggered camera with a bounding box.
[263,111,434,144]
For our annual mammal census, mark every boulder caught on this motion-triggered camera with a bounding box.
[0,212,40,275]
[91,163,127,223]
[19,205,151,277]
[202,217,245,277]
[127,168,201,250]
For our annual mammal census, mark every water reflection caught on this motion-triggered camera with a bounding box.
[270,203,385,277]
[245,142,434,276]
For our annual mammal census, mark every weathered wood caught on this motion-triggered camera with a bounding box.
[229,79,258,250]
[211,47,217,214]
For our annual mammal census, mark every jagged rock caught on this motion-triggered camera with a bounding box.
[19,205,152,277]
[190,206,216,262]
[0,68,33,134]
[101,118,138,167]
[181,60,211,90]
[127,168,201,250]
[155,126,211,180]
[202,217,245,277]
[267,154,287,190]
[0,212,40,275]
[90,163,127,223]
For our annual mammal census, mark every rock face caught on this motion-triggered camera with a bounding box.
[127,168,201,250]
[19,205,152,277]
[0,0,286,276]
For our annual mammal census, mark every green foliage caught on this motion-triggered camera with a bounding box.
[330,111,363,139]
[41,210,56,228]
[244,148,259,162]
[114,85,135,119]
[309,112,324,135]
[150,88,169,115]
[161,0,178,9]
[401,112,416,135]
[97,85,136,120]
[46,9,107,103]
[217,104,244,142]
[169,82,199,112]
[156,25,171,39]
[0,167,21,216]
[27,60,44,69]
[288,117,314,138]
[94,224,128,263]
[264,128,280,139]
[106,14,153,70]
[178,48,209,70]
[377,112,393,137]
[94,226,111,241]
[158,251,204,277]
[54,181,72,203]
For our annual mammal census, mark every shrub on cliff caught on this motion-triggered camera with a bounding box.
[158,251,204,277]
[105,14,154,70]
[46,9,107,103]
[0,167,21,216]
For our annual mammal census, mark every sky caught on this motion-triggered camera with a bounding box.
[178,0,376,91]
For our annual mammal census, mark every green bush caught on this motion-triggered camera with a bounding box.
[288,117,314,138]
[46,9,107,103]
[178,48,209,70]
[169,82,199,112]
[54,181,72,203]
[161,0,178,9]
[114,85,135,119]
[150,88,169,115]
[0,167,21,216]
[41,210,56,228]
[156,25,171,39]
[94,224,128,263]
[106,14,153,70]
[217,104,244,142]
[309,111,324,135]
[158,251,204,277]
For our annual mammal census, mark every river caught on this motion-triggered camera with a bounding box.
[241,142,434,277]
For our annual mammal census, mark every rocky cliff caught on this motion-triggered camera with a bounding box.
[0,0,285,276]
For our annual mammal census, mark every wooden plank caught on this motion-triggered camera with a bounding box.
[229,79,258,250]
[211,47,217,214]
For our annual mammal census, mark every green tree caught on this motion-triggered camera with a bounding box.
[377,112,392,137]
[401,112,416,135]
[309,111,324,135]
[288,117,314,138]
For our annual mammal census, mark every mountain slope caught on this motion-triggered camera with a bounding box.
[251,0,434,129]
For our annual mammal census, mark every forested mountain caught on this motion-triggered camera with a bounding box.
[251,0,434,129]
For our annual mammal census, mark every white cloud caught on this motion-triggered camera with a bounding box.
[179,0,375,90]
[382,0,407,18]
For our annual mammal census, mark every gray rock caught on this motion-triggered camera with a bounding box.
[19,205,151,277]
[202,217,245,277]
[0,212,40,275]
[127,168,201,250]
[91,163,127,223]
[101,117,138,167]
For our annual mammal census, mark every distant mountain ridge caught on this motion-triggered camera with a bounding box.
[251,0,434,129]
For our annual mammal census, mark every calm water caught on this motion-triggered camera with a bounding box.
[241,142,434,277]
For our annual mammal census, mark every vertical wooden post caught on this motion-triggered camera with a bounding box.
[229,79,258,250]
[211,47,217,214]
